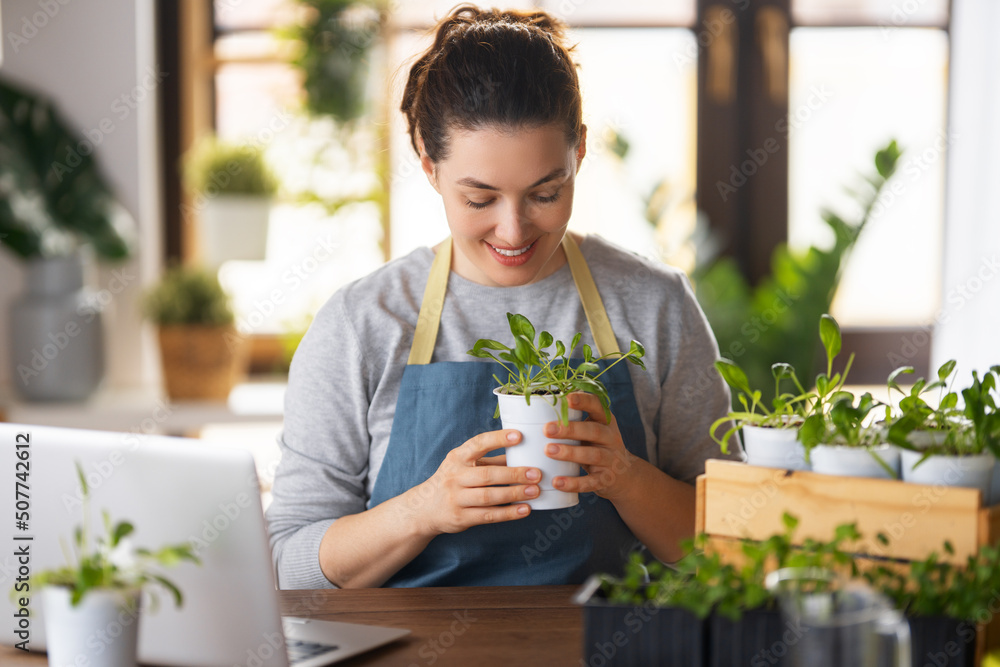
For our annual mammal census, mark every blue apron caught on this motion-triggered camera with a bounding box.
[368,235,649,587]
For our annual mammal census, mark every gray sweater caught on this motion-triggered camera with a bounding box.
[266,235,739,589]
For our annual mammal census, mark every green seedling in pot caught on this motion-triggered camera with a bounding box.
[711,313,854,456]
[467,312,646,426]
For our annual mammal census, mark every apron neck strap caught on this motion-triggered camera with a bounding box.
[407,234,619,366]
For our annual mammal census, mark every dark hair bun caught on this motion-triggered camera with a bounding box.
[400,4,582,163]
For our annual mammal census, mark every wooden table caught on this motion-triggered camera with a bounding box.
[0,585,584,666]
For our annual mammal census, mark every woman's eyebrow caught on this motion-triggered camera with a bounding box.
[455,168,568,191]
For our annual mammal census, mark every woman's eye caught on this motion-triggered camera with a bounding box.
[465,199,492,210]
[535,190,562,204]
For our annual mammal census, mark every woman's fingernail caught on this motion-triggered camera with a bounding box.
[545,424,557,436]
[517,505,530,515]
[507,431,519,442]
[526,469,541,481]
[546,444,559,455]
[554,478,565,489]
[525,485,539,497]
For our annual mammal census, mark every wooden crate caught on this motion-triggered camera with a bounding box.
[695,459,1000,663]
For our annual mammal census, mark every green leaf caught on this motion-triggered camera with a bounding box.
[887,366,914,392]
[538,331,553,349]
[570,332,582,354]
[576,362,600,375]
[937,359,957,382]
[771,363,795,380]
[75,461,89,498]
[628,340,645,358]
[715,359,751,395]
[582,344,593,363]
[507,313,535,344]
[469,339,509,357]
[819,314,842,363]
[111,521,134,548]
[555,341,565,358]
[875,139,901,179]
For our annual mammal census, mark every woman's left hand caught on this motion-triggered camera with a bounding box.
[544,392,639,501]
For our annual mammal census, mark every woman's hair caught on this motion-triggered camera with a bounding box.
[400,4,582,163]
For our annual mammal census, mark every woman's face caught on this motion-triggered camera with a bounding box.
[421,123,586,287]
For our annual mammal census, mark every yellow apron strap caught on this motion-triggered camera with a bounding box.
[561,234,620,355]
[407,234,619,365]
[407,238,452,365]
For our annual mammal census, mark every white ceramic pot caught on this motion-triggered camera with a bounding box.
[42,586,141,667]
[810,444,900,480]
[200,195,271,266]
[740,424,809,471]
[900,449,995,500]
[494,388,584,510]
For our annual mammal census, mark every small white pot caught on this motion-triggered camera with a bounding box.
[43,586,141,667]
[495,388,584,510]
[810,444,900,479]
[900,449,995,500]
[741,424,809,471]
[200,195,271,266]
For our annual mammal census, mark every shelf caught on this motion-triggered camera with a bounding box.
[0,380,285,435]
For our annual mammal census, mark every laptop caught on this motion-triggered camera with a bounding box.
[0,422,410,666]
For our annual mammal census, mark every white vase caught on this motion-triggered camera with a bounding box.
[900,449,995,500]
[8,252,105,401]
[810,444,900,479]
[42,586,141,667]
[494,388,584,510]
[740,424,809,471]
[200,195,271,266]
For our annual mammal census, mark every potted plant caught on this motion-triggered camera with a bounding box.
[183,136,278,266]
[862,538,1000,667]
[17,463,198,666]
[577,513,861,667]
[142,265,248,401]
[804,391,901,479]
[711,314,854,471]
[467,312,645,510]
[888,364,999,499]
[0,76,134,401]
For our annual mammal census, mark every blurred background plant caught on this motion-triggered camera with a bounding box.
[183,137,279,199]
[0,77,134,261]
[620,134,902,407]
[142,266,234,327]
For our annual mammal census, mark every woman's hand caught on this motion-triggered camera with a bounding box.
[411,429,540,536]
[544,392,640,501]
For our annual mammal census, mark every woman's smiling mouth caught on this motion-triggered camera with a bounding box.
[486,240,538,265]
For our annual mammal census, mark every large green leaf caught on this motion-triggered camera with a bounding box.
[0,76,132,260]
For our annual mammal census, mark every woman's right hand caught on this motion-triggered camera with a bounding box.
[409,429,540,536]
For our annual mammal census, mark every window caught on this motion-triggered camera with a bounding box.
[162,0,950,380]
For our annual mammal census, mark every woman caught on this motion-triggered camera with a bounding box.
[266,5,738,590]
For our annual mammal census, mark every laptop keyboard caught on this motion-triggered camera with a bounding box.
[286,638,339,665]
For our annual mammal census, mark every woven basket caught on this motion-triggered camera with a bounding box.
[157,325,248,401]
